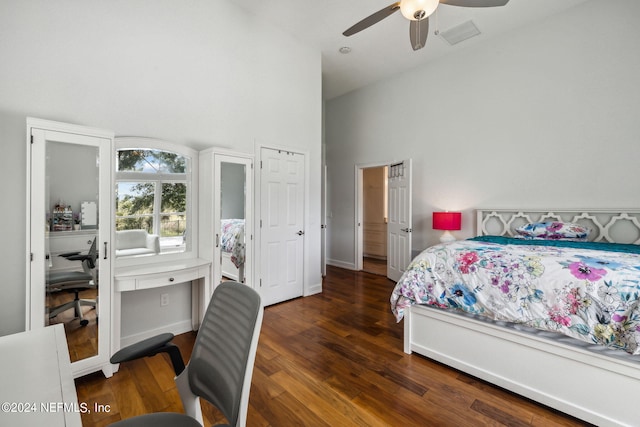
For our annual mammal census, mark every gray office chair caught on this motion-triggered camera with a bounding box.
[109,281,263,427]
[46,238,98,326]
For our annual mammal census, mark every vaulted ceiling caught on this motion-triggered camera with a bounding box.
[234,0,590,99]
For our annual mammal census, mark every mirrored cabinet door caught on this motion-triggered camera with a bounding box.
[27,118,114,378]
[199,151,253,288]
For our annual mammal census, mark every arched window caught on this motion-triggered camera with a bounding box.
[115,138,197,262]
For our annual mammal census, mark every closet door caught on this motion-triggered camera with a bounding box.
[259,148,305,306]
[27,118,114,378]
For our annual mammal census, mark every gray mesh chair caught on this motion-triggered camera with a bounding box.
[109,281,263,427]
[46,238,98,326]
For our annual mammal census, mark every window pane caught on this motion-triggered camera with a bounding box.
[116,182,155,233]
[116,216,153,232]
[161,183,186,213]
[160,183,187,253]
[117,149,186,173]
[116,182,155,215]
[160,213,186,236]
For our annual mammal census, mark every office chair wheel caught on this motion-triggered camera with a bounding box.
[80,319,89,327]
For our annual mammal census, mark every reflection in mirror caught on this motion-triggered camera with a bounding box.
[115,149,190,257]
[220,162,246,282]
[45,141,99,363]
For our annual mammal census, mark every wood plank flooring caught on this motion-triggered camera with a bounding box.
[362,256,386,276]
[75,266,591,426]
[48,288,98,363]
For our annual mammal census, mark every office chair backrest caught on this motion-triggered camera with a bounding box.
[86,237,98,269]
[188,281,262,426]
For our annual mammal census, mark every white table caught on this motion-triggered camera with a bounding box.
[0,324,81,427]
[113,258,212,352]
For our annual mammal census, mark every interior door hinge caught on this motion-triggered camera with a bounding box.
[30,134,34,144]
[260,219,262,228]
[259,278,262,287]
[260,160,262,169]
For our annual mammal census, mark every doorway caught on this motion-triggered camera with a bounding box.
[362,166,388,276]
[356,159,412,282]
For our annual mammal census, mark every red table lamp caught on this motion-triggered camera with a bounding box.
[433,211,461,243]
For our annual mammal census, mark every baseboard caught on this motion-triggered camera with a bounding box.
[306,280,322,296]
[120,319,193,348]
[326,259,356,270]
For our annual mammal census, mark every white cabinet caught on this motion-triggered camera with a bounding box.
[26,118,114,378]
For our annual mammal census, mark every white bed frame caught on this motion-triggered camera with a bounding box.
[222,251,244,282]
[404,209,640,427]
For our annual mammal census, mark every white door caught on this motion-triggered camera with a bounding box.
[387,159,412,282]
[213,153,253,287]
[260,148,305,305]
[27,118,113,378]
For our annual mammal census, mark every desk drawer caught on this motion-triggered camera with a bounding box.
[135,267,200,290]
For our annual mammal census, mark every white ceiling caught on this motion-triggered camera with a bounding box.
[234,0,590,100]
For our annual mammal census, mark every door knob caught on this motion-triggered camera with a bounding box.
[296,230,305,236]
[400,228,412,233]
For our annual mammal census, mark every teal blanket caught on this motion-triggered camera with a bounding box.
[469,235,640,255]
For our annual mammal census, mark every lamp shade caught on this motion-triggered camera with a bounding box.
[400,0,439,20]
[433,212,462,231]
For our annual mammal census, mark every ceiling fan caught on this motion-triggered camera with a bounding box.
[343,0,509,51]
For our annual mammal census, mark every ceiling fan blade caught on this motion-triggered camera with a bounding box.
[343,2,401,36]
[409,17,429,51]
[439,0,509,7]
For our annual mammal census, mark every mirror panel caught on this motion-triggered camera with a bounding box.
[45,141,100,362]
[221,162,246,220]
[213,153,253,287]
[219,162,246,283]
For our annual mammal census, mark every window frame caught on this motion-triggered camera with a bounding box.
[114,137,198,267]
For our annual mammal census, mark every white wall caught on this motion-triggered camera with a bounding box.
[0,0,322,336]
[325,0,640,268]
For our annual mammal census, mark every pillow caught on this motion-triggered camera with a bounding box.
[514,221,590,241]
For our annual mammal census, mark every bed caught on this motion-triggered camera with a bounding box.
[392,209,640,427]
[220,218,245,282]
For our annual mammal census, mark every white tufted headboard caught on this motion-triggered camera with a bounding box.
[476,209,640,244]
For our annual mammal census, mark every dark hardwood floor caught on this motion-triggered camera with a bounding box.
[362,256,386,276]
[48,288,98,363]
[75,266,590,426]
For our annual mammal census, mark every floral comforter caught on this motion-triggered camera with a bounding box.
[221,219,245,268]
[390,236,640,354]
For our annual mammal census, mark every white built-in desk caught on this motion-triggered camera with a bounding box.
[0,325,81,427]
[113,258,212,355]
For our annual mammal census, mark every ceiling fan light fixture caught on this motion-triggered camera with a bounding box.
[400,0,439,21]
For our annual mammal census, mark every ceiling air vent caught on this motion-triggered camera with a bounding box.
[439,20,481,45]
